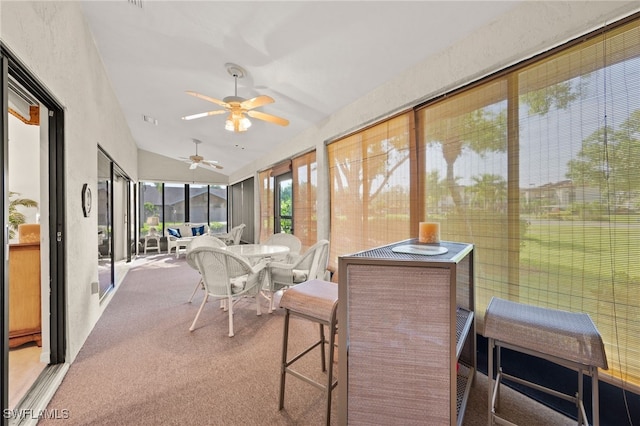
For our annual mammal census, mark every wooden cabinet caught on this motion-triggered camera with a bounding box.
[9,242,42,348]
[338,239,475,425]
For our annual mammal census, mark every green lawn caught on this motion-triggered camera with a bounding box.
[520,221,640,307]
[474,219,640,383]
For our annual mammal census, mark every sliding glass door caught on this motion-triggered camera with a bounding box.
[1,45,66,417]
[97,148,133,299]
[97,150,112,296]
[229,178,254,243]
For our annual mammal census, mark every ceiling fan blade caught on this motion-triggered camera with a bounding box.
[181,109,227,121]
[203,160,224,170]
[185,91,228,108]
[247,110,289,126]
[240,95,274,111]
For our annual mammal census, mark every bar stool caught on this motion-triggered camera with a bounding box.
[278,279,338,426]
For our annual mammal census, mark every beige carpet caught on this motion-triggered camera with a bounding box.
[41,254,574,425]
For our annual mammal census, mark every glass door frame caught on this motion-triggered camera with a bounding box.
[1,43,67,420]
[274,172,293,234]
[97,147,133,300]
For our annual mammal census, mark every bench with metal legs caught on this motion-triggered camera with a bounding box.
[484,297,608,426]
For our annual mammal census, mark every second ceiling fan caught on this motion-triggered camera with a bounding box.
[181,64,289,132]
[180,139,223,170]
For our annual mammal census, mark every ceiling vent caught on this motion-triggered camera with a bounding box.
[142,115,158,126]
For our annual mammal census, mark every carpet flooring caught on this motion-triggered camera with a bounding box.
[41,254,574,425]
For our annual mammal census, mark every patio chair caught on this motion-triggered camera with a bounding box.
[266,239,330,312]
[186,235,227,303]
[187,245,267,337]
[218,223,246,245]
[264,233,302,263]
[143,227,161,254]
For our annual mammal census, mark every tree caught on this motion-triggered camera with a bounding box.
[424,81,581,210]
[520,81,579,115]
[143,201,159,217]
[425,107,507,209]
[566,109,640,207]
[425,170,454,215]
[331,132,411,209]
[468,174,507,211]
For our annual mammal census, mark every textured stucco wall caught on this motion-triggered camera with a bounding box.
[1,1,139,361]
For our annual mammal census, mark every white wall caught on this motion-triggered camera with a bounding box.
[8,114,40,232]
[1,2,139,361]
[138,149,227,184]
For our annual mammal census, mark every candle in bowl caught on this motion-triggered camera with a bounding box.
[419,222,440,244]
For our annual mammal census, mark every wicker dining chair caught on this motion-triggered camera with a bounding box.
[218,224,246,245]
[264,233,302,263]
[187,246,267,337]
[186,235,227,303]
[266,239,330,313]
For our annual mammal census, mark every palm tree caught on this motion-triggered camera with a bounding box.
[9,191,38,239]
[469,174,507,211]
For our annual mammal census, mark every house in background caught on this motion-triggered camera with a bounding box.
[522,181,604,217]
[140,184,227,226]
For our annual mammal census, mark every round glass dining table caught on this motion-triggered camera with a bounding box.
[224,244,290,311]
[225,244,290,260]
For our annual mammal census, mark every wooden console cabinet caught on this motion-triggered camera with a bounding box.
[9,242,42,348]
[338,239,475,425]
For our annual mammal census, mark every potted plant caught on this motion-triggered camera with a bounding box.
[9,191,38,239]
[144,201,160,226]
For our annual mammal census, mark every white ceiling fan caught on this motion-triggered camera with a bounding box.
[181,63,289,132]
[179,139,223,170]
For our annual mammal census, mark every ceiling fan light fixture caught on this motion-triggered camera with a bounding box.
[183,62,288,132]
[225,114,251,132]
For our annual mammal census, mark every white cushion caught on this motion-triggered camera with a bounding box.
[230,276,247,293]
[292,269,309,283]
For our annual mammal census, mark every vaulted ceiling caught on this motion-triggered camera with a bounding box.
[81,1,520,177]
